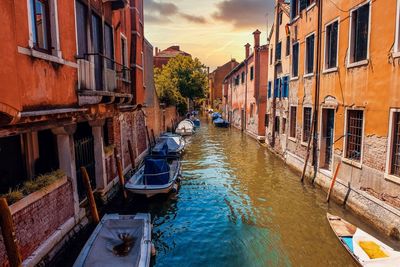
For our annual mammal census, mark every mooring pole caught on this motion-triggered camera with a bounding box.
[326,161,342,203]
[151,129,156,146]
[81,167,100,224]
[0,198,22,267]
[127,140,135,169]
[114,148,128,200]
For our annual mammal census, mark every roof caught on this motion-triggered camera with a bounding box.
[155,46,191,58]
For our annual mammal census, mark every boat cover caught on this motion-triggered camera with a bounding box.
[193,119,200,127]
[144,159,170,185]
[81,219,144,266]
[211,112,222,120]
[214,118,225,124]
[152,142,169,156]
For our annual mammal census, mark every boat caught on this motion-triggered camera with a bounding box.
[213,117,230,128]
[192,118,201,128]
[125,155,182,198]
[211,112,222,121]
[152,134,185,157]
[175,119,195,136]
[327,213,400,266]
[73,213,152,267]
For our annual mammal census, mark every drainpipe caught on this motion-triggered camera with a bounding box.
[271,1,280,147]
[312,0,323,173]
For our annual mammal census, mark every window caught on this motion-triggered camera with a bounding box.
[76,1,88,57]
[325,20,339,69]
[279,12,283,25]
[290,106,297,138]
[235,75,240,86]
[276,42,282,61]
[349,2,370,64]
[250,66,254,80]
[268,81,272,98]
[30,0,51,52]
[291,0,299,20]
[282,76,289,98]
[303,107,312,142]
[274,78,281,98]
[270,48,274,65]
[104,24,114,69]
[345,110,364,161]
[305,34,315,74]
[286,36,291,56]
[292,42,299,77]
[121,35,128,78]
[389,112,400,176]
[241,71,245,84]
[265,114,269,128]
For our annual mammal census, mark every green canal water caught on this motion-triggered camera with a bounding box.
[56,119,396,266]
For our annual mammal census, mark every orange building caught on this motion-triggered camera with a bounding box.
[0,0,154,265]
[209,59,239,110]
[224,30,268,139]
[153,45,192,69]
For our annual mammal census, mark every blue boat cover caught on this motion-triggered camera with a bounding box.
[341,237,354,252]
[153,142,169,156]
[193,119,201,127]
[214,118,225,124]
[144,159,170,185]
[211,112,222,120]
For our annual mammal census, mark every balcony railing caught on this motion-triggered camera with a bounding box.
[77,53,131,95]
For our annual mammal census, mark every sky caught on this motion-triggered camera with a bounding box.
[144,0,275,70]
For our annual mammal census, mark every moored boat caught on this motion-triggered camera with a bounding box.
[175,119,195,136]
[327,213,400,266]
[211,112,222,121]
[73,213,152,267]
[152,134,185,157]
[213,117,230,128]
[125,156,182,198]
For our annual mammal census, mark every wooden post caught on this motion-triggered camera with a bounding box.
[0,198,22,267]
[301,112,316,183]
[114,148,128,200]
[127,140,135,169]
[81,167,100,224]
[326,161,342,203]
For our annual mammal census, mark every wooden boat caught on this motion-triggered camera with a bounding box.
[213,118,230,128]
[152,134,185,157]
[73,213,152,267]
[175,119,195,136]
[327,213,400,266]
[125,157,182,198]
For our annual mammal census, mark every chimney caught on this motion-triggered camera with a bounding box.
[253,29,261,48]
[245,43,251,59]
[155,47,158,56]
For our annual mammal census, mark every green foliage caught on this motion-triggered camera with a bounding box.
[1,169,65,205]
[154,55,208,114]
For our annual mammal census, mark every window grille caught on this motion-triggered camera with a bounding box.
[346,110,363,161]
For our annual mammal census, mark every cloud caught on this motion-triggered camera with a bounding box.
[145,0,207,24]
[212,0,274,29]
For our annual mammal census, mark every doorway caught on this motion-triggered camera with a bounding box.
[320,109,335,171]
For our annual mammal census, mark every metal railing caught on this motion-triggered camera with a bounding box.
[77,53,131,94]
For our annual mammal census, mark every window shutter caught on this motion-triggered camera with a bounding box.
[274,79,279,98]
[283,76,289,97]
[268,81,272,98]
[300,0,307,11]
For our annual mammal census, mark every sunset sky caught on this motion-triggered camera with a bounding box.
[144,0,275,70]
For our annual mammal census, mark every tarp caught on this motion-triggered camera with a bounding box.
[152,142,169,156]
[214,118,225,124]
[211,112,222,120]
[144,159,170,185]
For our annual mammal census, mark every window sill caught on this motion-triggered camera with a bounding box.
[393,51,400,59]
[323,67,338,74]
[341,157,362,169]
[18,46,78,68]
[301,141,309,147]
[384,173,400,185]
[290,76,299,81]
[291,16,300,24]
[288,136,297,142]
[347,60,369,69]
[303,73,314,78]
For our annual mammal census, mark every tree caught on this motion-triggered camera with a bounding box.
[154,55,208,114]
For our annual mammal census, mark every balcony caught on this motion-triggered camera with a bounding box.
[102,0,128,10]
[77,53,132,105]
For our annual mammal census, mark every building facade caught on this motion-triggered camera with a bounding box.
[224,30,268,139]
[263,0,400,237]
[0,0,170,265]
[153,45,192,69]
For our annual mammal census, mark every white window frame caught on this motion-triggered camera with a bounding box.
[385,108,400,185]
[304,32,315,77]
[288,105,298,142]
[27,0,61,58]
[323,17,340,73]
[301,106,313,146]
[291,41,300,80]
[120,33,128,67]
[342,108,365,168]
[394,0,400,57]
[347,0,372,68]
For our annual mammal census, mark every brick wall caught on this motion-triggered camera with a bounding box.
[0,180,74,265]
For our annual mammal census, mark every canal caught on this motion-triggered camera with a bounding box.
[56,119,394,266]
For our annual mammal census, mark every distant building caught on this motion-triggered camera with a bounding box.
[223,30,269,139]
[154,45,192,69]
[209,59,239,110]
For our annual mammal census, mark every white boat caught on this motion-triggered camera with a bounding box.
[175,119,195,136]
[152,134,185,157]
[125,157,182,198]
[327,213,400,266]
[73,213,152,267]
